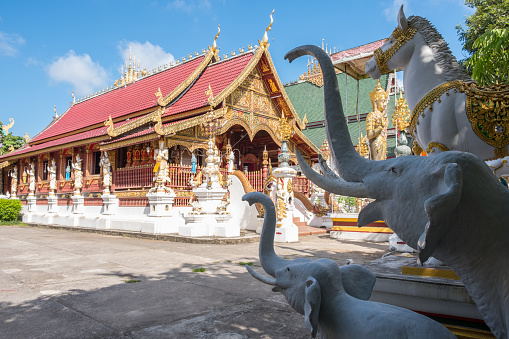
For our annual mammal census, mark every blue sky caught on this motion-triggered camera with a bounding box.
[0,0,474,140]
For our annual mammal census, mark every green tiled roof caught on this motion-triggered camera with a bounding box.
[286,73,402,158]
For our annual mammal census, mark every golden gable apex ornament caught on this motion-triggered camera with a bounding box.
[369,79,389,110]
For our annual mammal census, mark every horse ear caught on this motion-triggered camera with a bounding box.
[398,4,408,31]
[305,277,321,338]
[418,163,463,264]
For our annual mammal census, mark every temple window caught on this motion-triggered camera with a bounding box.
[91,151,101,175]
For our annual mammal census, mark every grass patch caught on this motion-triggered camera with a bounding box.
[0,221,27,226]
[124,279,141,283]
[239,262,253,266]
[192,268,206,272]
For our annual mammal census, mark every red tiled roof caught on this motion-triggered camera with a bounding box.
[32,56,205,143]
[331,40,385,62]
[164,52,253,116]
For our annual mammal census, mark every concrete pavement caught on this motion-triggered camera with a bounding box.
[0,225,388,338]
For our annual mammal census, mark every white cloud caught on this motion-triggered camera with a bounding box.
[165,0,211,13]
[384,0,410,22]
[0,32,25,56]
[47,50,109,96]
[25,57,42,67]
[118,40,175,73]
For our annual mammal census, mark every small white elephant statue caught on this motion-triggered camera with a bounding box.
[244,192,455,338]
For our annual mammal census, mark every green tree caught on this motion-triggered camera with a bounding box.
[0,121,26,156]
[456,0,509,77]
[457,0,509,53]
[466,28,509,85]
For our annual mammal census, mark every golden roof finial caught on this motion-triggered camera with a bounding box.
[24,132,30,143]
[54,106,58,118]
[261,9,274,47]
[212,25,220,51]
[129,46,132,61]
[369,79,389,111]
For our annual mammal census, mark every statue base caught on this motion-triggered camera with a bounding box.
[275,215,298,243]
[72,195,84,214]
[47,195,58,213]
[27,196,37,212]
[192,186,228,214]
[180,214,214,237]
[147,190,176,217]
[101,194,119,215]
[214,214,238,237]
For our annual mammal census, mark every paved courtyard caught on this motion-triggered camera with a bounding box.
[0,225,388,339]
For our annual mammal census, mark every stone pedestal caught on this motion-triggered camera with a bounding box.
[214,214,237,237]
[27,195,37,212]
[72,195,84,214]
[101,194,119,215]
[308,215,333,229]
[147,190,175,217]
[180,214,214,237]
[272,165,299,243]
[192,186,228,214]
[47,195,58,213]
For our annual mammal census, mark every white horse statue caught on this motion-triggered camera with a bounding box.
[365,6,509,177]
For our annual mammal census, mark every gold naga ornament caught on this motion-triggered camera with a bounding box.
[2,118,14,135]
[392,93,411,131]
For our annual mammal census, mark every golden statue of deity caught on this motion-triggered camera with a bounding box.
[366,79,389,160]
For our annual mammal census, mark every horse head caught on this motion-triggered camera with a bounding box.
[365,5,420,79]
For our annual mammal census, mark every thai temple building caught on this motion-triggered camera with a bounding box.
[0,22,322,237]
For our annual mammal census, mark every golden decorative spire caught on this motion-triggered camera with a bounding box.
[392,92,411,131]
[369,79,389,111]
[212,25,220,51]
[320,139,330,161]
[260,9,274,48]
[277,116,294,141]
[357,133,369,158]
[54,106,58,118]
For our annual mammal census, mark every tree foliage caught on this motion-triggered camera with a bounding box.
[0,121,26,156]
[457,0,509,54]
[466,28,509,85]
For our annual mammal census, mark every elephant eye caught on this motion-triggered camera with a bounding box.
[390,166,398,174]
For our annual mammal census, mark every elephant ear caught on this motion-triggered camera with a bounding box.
[418,163,463,264]
[305,277,321,338]
[339,264,376,300]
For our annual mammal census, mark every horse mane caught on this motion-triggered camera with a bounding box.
[408,16,474,83]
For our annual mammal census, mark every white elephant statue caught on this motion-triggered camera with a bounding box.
[244,192,454,338]
[285,44,509,338]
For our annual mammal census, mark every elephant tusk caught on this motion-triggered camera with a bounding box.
[296,151,371,198]
[319,154,340,180]
[246,265,277,286]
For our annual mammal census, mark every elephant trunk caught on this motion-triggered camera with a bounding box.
[285,45,374,182]
[242,192,289,277]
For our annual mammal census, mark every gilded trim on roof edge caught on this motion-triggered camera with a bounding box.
[263,50,305,129]
[158,49,216,106]
[211,47,265,106]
